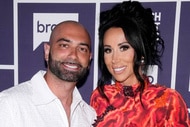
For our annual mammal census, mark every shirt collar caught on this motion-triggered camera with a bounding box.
[30,70,57,105]
[30,70,83,106]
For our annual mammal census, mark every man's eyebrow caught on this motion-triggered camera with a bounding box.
[80,43,90,49]
[57,37,90,49]
[57,37,71,43]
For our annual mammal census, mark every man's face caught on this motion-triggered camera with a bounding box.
[45,22,92,82]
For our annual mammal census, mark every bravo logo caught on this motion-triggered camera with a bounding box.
[33,13,78,51]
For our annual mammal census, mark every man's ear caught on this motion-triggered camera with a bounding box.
[89,53,93,64]
[88,53,93,69]
[89,53,92,62]
[44,42,50,62]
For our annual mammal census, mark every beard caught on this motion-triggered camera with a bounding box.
[48,53,89,82]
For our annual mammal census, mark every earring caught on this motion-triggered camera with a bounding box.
[141,57,145,64]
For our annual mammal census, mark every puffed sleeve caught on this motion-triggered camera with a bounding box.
[90,89,108,116]
[90,89,100,114]
[165,89,190,126]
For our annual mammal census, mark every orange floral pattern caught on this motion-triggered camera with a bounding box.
[90,81,190,127]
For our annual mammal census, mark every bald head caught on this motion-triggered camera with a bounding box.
[49,20,91,50]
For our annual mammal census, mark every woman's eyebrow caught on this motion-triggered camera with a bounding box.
[118,41,128,46]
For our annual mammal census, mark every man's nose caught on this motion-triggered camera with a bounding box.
[68,47,77,59]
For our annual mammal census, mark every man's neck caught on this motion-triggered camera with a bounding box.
[44,71,76,123]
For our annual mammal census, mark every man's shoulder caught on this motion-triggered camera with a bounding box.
[78,99,96,117]
[0,80,32,101]
[0,70,46,100]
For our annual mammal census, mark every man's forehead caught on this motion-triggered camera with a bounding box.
[50,21,91,47]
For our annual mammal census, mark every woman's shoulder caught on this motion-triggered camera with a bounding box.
[91,84,113,96]
[148,83,177,93]
[145,83,184,100]
[143,83,188,109]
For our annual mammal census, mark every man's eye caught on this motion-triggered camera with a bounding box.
[104,48,112,54]
[59,44,68,48]
[120,45,130,51]
[79,47,88,53]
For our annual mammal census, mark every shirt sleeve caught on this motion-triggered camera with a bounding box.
[165,89,190,126]
[0,93,14,127]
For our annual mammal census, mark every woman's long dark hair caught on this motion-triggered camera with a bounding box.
[98,1,165,104]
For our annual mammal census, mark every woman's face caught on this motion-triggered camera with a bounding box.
[103,27,138,86]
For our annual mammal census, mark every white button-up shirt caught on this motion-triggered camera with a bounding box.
[0,70,96,127]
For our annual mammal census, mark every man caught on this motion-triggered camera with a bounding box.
[0,20,96,127]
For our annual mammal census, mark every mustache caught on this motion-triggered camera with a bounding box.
[48,53,83,68]
[60,59,82,68]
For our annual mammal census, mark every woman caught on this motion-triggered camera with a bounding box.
[90,1,190,127]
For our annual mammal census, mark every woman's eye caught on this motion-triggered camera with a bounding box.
[120,45,130,51]
[104,48,111,54]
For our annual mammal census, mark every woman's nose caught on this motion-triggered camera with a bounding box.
[111,51,120,64]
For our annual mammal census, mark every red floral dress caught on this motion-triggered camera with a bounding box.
[90,80,190,127]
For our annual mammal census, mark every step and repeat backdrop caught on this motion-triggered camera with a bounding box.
[0,0,189,112]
